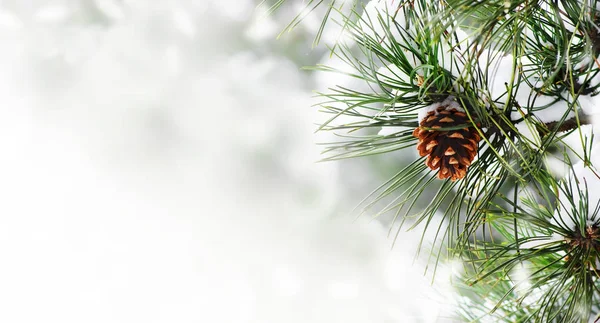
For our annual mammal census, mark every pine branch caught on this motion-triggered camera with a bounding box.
[538,114,592,137]
[276,0,600,321]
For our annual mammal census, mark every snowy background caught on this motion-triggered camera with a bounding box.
[0,1,455,322]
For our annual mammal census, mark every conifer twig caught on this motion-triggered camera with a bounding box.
[538,114,592,137]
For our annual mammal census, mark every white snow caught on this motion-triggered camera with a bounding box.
[515,119,542,148]
[576,93,598,116]
[0,1,456,323]
[417,96,464,122]
[553,158,600,230]
[359,0,405,45]
[557,123,596,159]
[484,53,577,124]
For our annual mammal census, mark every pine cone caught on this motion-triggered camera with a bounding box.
[412,104,481,181]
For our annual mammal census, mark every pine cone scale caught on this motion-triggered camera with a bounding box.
[448,132,464,139]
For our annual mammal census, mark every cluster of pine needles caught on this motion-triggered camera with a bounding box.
[265,0,600,321]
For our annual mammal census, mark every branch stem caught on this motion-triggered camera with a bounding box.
[538,115,592,137]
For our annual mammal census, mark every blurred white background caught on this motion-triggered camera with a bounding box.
[0,1,455,322]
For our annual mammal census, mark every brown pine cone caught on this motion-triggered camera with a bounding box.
[412,104,481,181]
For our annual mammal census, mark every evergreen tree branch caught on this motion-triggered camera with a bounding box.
[276,0,600,321]
[538,114,592,137]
